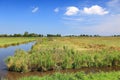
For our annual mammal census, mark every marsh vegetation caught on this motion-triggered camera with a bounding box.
[3,37,120,79]
[5,37,120,72]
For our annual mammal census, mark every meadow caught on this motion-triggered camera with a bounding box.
[4,37,120,79]
[5,37,120,71]
[19,71,120,80]
[0,37,36,48]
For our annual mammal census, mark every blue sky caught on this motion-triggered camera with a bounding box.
[0,0,120,35]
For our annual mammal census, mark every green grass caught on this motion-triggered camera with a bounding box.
[0,37,36,48]
[5,37,120,80]
[5,48,120,72]
[19,71,120,80]
[5,37,120,72]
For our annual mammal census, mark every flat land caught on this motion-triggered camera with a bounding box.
[19,71,120,80]
[0,37,36,48]
[4,37,120,80]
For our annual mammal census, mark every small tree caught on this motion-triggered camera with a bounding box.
[23,32,29,37]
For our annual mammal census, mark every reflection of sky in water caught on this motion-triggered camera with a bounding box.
[0,42,35,77]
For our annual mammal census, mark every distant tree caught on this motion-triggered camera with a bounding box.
[56,34,61,37]
[29,33,38,37]
[13,34,22,37]
[113,35,120,37]
[9,34,13,37]
[39,34,44,37]
[0,34,8,37]
[23,32,29,37]
[94,35,100,37]
[47,34,61,37]
[89,35,92,37]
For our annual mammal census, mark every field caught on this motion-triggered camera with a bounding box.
[4,37,120,79]
[19,71,120,80]
[0,37,36,48]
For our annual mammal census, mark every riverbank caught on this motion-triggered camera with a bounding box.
[5,37,120,73]
[4,66,120,80]
[0,41,36,80]
[4,37,120,80]
[19,71,120,80]
[0,37,36,48]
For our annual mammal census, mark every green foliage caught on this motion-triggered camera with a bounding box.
[5,46,120,72]
[5,37,120,72]
[47,34,61,37]
[19,71,120,80]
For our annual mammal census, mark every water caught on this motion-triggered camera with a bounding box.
[0,42,35,79]
[0,42,120,80]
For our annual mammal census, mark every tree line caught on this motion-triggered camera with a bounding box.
[65,34,101,37]
[0,32,119,37]
[0,32,43,37]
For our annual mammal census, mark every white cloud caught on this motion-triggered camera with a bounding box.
[83,5,109,15]
[64,5,109,16]
[63,4,119,35]
[65,6,80,16]
[32,7,39,13]
[54,8,59,13]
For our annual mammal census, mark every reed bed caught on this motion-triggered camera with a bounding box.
[5,37,120,72]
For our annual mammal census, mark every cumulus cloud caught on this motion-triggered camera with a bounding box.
[54,8,59,13]
[63,2,119,35]
[32,7,39,13]
[65,6,80,16]
[64,5,109,16]
[83,5,109,15]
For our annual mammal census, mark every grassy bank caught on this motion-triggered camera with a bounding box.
[5,37,120,72]
[19,71,120,80]
[0,37,36,48]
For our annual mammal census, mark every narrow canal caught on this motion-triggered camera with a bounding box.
[0,42,35,79]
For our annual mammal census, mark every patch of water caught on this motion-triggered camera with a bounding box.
[0,42,35,79]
